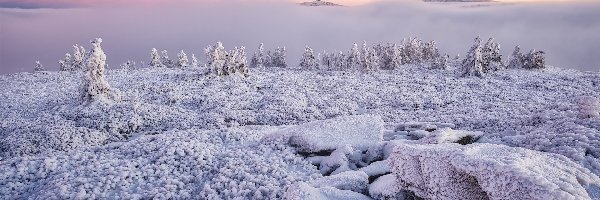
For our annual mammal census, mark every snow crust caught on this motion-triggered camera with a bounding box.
[390,143,600,200]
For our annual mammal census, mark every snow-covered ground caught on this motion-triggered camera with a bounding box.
[1,64,599,199]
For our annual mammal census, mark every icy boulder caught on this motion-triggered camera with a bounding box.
[369,174,404,200]
[310,171,370,194]
[417,128,483,145]
[390,143,600,200]
[261,115,384,153]
[284,182,372,200]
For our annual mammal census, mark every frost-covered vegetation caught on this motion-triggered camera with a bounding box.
[3,37,600,199]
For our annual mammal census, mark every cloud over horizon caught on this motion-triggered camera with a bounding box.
[1,0,599,74]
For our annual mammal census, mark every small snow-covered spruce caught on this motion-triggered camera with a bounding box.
[59,53,73,71]
[191,54,199,68]
[33,61,44,72]
[270,47,288,68]
[432,54,449,70]
[81,38,118,104]
[299,46,319,70]
[461,36,484,77]
[363,48,379,72]
[205,42,228,75]
[348,43,361,71]
[422,40,440,62]
[177,50,189,68]
[250,43,266,68]
[235,46,249,76]
[508,45,524,69]
[149,48,164,68]
[161,50,174,68]
[523,49,546,69]
[403,38,424,64]
[71,44,87,71]
[481,38,504,72]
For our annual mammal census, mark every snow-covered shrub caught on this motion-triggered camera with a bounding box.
[251,43,266,68]
[190,54,199,68]
[161,50,174,68]
[119,60,136,70]
[205,42,248,76]
[33,61,44,72]
[81,38,119,104]
[508,45,524,69]
[523,49,546,69]
[390,143,600,200]
[299,46,319,70]
[461,37,485,77]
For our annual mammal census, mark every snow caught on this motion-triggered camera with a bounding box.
[310,171,369,193]
[1,56,599,199]
[261,114,384,153]
[390,143,600,200]
[369,174,404,200]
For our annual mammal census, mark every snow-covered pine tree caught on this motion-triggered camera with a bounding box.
[481,38,504,72]
[59,53,73,71]
[34,61,44,72]
[71,44,87,71]
[364,48,379,72]
[149,48,164,68]
[235,46,249,76]
[508,46,524,69]
[390,44,402,69]
[348,43,361,71]
[177,50,189,68]
[432,54,449,70]
[422,40,440,61]
[161,50,174,68]
[320,51,332,70]
[404,38,424,64]
[461,37,484,77]
[205,42,227,75]
[191,54,199,68]
[523,50,546,69]
[271,47,287,68]
[299,46,319,70]
[336,51,346,71]
[82,38,118,104]
[250,43,266,68]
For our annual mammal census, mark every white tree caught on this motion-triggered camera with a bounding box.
[161,50,174,68]
[177,50,189,68]
[523,50,546,69]
[461,37,484,77]
[191,54,199,68]
[82,38,118,103]
[432,54,449,70]
[71,44,87,71]
[364,48,380,72]
[481,38,504,72]
[149,48,164,68]
[299,46,319,70]
[508,46,524,69]
[235,46,249,75]
[34,61,44,72]
[271,47,287,68]
[59,53,73,71]
[205,42,226,75]
[348,43,361,71]
[251,43,266,68]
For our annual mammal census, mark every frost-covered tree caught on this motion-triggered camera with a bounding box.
[235,46,249,75]
[191,54,199,68]
[461,37,484,77]
[161,50,175,68]
[321,51,332,70]
[82,38,118,103]
[481,38,504,72]
[120,60,135,70]
[364,48,380,72]
[375,43,402,70]
[270,47,287,68]
[299,46,319,70]
[59,53,73,71]
[508,46,524,69]
[149,48,164,68]
[523,50,546,69]
[432,54,449,70]
[71,44,87,71]
[403,38,424,64]
[34,61,44,72]
[250,43,266,68]
[422,41,440,61]
[348,43,362,71]
[205,42,227,75]
[177,50,189,68]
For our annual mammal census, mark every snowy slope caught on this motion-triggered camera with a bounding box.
[1,64,599,199]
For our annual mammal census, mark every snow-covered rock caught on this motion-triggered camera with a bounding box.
[578,96,600,119]
[369,174,404,200]
[310,171,370,194]
[359,160,390,177]
[261,115,384,153]
[284,182,371,200]
[390,143,600,200]
[417,127,483,144]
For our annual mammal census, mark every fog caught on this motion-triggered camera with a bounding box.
[1,0,599,74]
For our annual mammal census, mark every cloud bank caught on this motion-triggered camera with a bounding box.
[0,0,599,74]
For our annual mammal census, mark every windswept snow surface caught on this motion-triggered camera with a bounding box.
[1,64,599,198]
